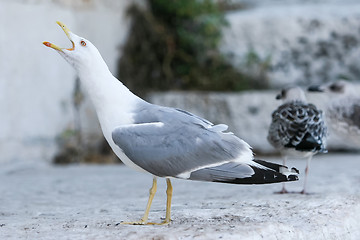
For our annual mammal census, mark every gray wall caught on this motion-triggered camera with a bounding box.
[220,1,360,87]
[0,0,139,163]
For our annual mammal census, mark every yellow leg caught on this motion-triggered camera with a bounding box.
[148,178,172,225]
[121,177,157,225]
[165,178,173,223]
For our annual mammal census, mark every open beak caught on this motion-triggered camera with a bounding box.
[43,21,75,51]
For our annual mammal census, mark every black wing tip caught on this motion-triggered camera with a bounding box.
[213,159,299,185]
[253,159,282,171]
[291,167,300,174]
[253,159,299,183]
[213,172,298,185]
[253,159,299,174]
[288,174,299,181]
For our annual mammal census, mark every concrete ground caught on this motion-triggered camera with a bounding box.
[0,153,359,240]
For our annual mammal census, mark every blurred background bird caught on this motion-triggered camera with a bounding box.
[268,87,328,194]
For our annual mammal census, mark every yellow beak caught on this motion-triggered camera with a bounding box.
[43,21,75,51]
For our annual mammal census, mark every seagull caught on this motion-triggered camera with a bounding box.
[308,80,360,147]
[268,87,327,194]
[43,21,298,225]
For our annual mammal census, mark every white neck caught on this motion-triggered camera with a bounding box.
[77,58,142,131]
[283,88,307,103]
[283,95,307,104]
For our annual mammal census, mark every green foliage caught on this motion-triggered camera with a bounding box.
[118,0,262,96]
[150,0,226,59]
[243,49,272,89]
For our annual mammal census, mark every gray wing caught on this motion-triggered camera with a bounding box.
[173,108,213,126]
[267,101,327,152]
[188,162,255,182]
[112,105,252,177]
[133,102,214,128]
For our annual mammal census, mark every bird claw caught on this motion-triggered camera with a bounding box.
[299,190,312,195]
[146,220,171,226]
[120,219,171,225]
[274,188,289,194]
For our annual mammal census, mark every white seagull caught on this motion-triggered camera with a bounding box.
[268,87,327,194]
[44,22,298,225]
[308,80,360,147]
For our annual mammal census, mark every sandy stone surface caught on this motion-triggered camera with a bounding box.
[0,153,359,239]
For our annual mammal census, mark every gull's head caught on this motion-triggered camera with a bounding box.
[43,21,102,72]
[308,80,356,96]
[275,86,307,103]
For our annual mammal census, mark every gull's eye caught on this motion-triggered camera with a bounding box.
[80,40,86,46]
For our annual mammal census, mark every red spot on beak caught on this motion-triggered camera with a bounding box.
[43,42,52,47]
